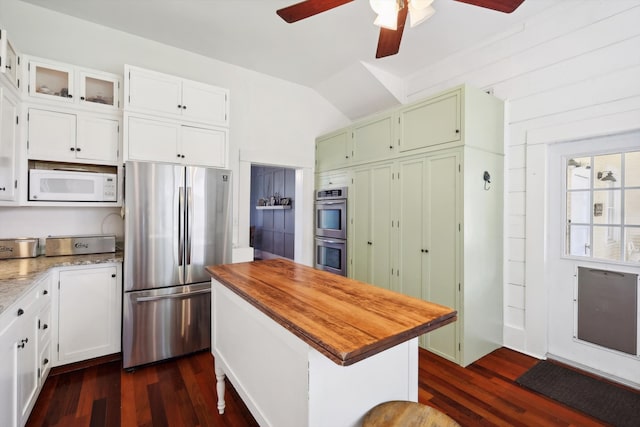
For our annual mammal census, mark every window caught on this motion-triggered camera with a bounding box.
[566,150,640,263]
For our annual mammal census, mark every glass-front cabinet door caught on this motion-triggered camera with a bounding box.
[29,60,74,102]
[79,71,119,109]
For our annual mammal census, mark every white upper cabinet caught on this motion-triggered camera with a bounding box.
[125,65,229,127]
[0,87,18,201]
[0,29,21,90]
[26,57,121,111]
[28,108,120,164]
[126,115,226,168]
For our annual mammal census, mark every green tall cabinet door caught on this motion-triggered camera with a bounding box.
[398,153,459,362]
[352,163,393,289]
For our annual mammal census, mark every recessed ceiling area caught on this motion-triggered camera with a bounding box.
[19,0,557,119]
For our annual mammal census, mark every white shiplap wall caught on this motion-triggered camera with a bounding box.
[405,0,640,382]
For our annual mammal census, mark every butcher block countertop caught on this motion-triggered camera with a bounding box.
[206,258,457,366]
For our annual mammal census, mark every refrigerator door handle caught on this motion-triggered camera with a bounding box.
[186,186,193,265]
[178,186,185,266]
[135,288,211,302]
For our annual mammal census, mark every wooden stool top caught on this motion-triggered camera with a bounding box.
[362,401,461,427]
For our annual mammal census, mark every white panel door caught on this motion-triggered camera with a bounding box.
[0,316,18,427]
[127,67,182,117]
[27,109,76,161]
[76,116,119,163]
[181,80,228,126]
[181,125,227,167]
[0,88,17,200]
[127,116,179,163]
[58,266,120,364]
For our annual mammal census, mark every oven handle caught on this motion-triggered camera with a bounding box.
[315,200,345,205]
[135,288,211,302]
[316,238,345,245]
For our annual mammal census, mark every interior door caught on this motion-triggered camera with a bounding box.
[124,162,183,291]
[184,166,231,285]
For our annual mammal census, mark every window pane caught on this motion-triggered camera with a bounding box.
[567,191,590,223]
[592,226,621,261]
[624,151,640,187]
[593,154,621,189]
[567,157,591,190]
[625,189,640,225]
[568,225,591,257]
[625,227,640,263]
[593,190,621,225]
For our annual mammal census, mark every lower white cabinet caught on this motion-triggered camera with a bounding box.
[125,114,227,167]
[0,277,51,427]
[55,264,122,365]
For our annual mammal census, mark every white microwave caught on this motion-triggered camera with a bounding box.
[29,169,117,202]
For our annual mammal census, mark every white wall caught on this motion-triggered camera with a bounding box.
[0,0,349,264]
[406,0,640,384]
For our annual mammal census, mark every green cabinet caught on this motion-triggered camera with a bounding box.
[352,114,395,163]
[351,163,394,289]
[398,153,459,361]
[399,91,461,153]
[316,130,351,171]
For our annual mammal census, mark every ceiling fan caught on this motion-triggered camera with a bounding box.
[276,0,526,58]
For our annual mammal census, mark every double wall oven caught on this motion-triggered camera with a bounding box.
[314,187,348,276]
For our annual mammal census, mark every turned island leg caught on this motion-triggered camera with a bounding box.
[215,365,226,414]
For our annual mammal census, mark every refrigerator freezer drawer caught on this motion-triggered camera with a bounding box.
[122,282,211,369]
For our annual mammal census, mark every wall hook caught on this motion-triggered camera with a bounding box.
[483,171,491,191]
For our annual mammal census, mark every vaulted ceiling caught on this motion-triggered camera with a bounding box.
[20,0,556,119]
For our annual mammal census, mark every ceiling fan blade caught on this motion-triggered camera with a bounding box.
[375,4,409,58]
[277,0,354,23]
[453,0,526,13]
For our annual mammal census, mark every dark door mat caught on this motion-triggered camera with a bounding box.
[516,360,640,427]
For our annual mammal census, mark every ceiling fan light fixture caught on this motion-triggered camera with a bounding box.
[409,4,435,27]
[370,0,400,30]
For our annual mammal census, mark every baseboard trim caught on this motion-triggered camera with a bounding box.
[50,352,122,376]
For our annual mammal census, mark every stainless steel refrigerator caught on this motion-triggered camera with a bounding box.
[123,161,231,369]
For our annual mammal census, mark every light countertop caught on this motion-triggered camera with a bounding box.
[0,251,123,316]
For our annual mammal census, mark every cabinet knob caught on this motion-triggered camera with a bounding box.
[178,104,182,109]
[43,290,48,295]
[0,187,5,191]
[76,147,82,152]
[455,129,460,134]
[43,358,49,365]
[389,145,393,149]
[5,65,11,70]
[421,249,429,253]
[111,274,116,278]
[70,147,75,151]
[182,105,187,110]
[17,308,24,316]
[68,94,73,98]
[80,96,85,100]
[181,155,185,158]
[367,241,372,245]
[177,154,181,158]
[345,156,349,159]
[43,324,48,330]
[18,342,24,349]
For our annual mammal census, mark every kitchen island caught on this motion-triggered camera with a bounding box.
[206,259,456,427]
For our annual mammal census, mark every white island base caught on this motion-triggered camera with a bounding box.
[212,280,419,427]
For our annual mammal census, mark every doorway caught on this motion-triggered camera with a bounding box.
[250,165,296,260]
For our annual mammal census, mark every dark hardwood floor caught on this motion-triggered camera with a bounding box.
[27,347,609,427]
